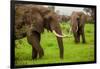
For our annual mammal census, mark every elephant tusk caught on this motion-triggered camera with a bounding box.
[52,30,72,38]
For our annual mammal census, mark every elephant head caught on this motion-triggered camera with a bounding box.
[15,5,71,59]
[70,11,86,43]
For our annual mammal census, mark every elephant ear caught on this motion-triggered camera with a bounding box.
[80,13,86,27]
[43,11,59,31]
[43,11,53,31]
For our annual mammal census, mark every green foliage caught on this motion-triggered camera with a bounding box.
[15,23,95,66]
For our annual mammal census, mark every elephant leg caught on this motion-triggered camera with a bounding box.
[27,31,44,59]
[77,34,80,43]
[74,33,79,43]
[31,31,44,59]
[73,33,77,43]
[81,29,86,43]
[32,47,37,59]
[77,30,80,43]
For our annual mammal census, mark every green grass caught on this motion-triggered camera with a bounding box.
[15,23,95,66]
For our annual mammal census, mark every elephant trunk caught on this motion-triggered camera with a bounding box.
[52,26,64,59]
[57,35,64,59]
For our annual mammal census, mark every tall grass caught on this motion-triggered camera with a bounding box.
[15,23,95,66]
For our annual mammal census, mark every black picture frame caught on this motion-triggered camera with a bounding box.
[10,0,97,68]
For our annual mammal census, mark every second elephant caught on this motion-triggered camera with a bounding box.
[70,11,86,43]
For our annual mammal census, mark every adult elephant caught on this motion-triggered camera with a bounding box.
[70,11,86,43]
[15,4,70,59]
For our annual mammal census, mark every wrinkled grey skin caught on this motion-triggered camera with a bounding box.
[15,4,64,59]
[70,11,86,43]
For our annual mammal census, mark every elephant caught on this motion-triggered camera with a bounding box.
[70,11,86,43]
[15,4,71,59]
